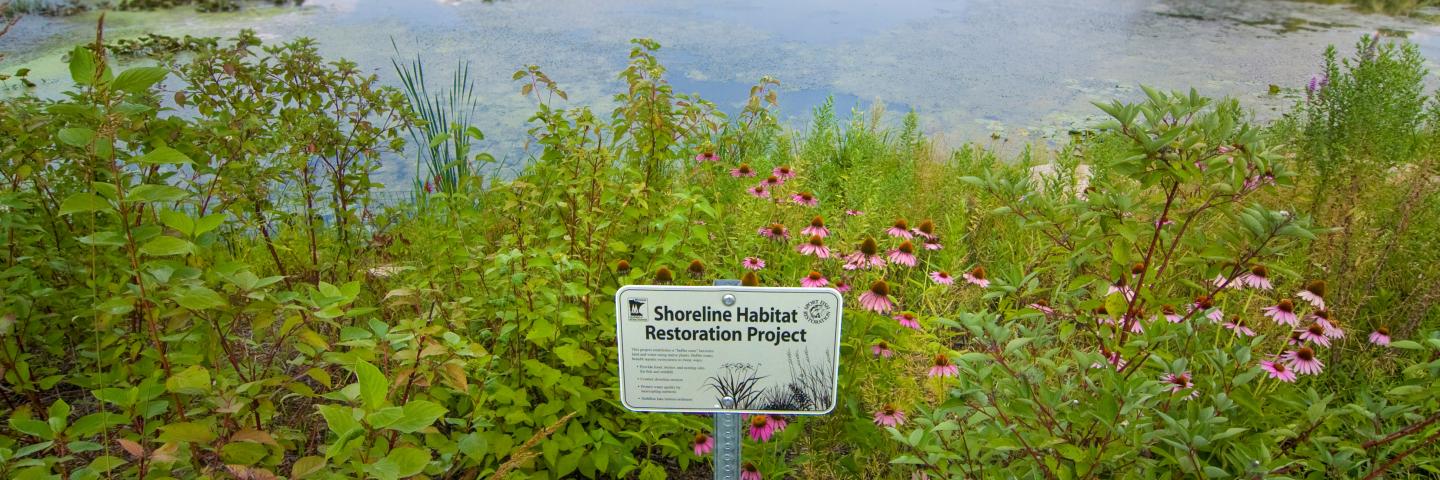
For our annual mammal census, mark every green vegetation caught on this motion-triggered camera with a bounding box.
[1,22,1439,480]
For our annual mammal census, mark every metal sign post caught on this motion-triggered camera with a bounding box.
[613,280,843,480]
[712,280,741,480]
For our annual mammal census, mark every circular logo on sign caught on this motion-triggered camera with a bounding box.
[803,300,830,324]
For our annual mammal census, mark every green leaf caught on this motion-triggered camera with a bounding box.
[386,400,447,433]
[371,447,429,480]
[9,418,54,440]
[220,441,270,465]
[141,236,195,257]
[173,286,226,310]
[69,46,97,85]
[553,343,595,368]
[316,405,361,436]
[1390,340,1422,350]
[165,365,212,395]
[134,146,194,165]
[194,213,226,236]
[87,455,128,473]
[354,360,387,411]
[111,67,169,94]
[365,407,404,429]
[158,422,216,443]
[291,456,326,479]
[59,193,111,215]
[159,210,195,236]
[126,184,188,203]
[58,127,95,147]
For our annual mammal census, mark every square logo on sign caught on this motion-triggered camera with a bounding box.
[627,298,648,321]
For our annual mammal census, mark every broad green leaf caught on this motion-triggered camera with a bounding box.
[9,418,53,440]
[158,422,216,443]
[111,66,169,94]
[316,405,361,436]
[370,447,429,480]
[553,343,595,368]
[354,360,387,411]
[291,456,326,479]
[220,441,269,465]
[135,146,194,165]
[173,286,226,310]
[126,184,188,203]
[87,455,127,473]
[165,365,212,395]
[59,193,111,215]
[365,407,404,429]
[141,236,194,257]
[58,127,94,147]
[69,46,97,85]
[385,400,447,433]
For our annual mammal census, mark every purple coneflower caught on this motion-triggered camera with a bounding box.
[696,151,718,163]
[731,163,757,178]
[1223,316,1256,337]
[845,209,864,216]
[1029,299,1055,315]
[615,259,632,275]
[1108,278,1135,301]
[747,185,769,198]
[1161,305,1182,323]
[1283,347,1324,375]
[747,415,775,442]
[873,404,907,427]
[1369,326,1391,346]
[1162,371,1200,399]
[928,354,959,378]
[801,271,829,288]
[741,462,762,480]
[758,223,791,241]
[930,271,955,285]
[773,165,795,180]
[1238,265,1273,290]
[1316,311,1344,339]
[1092,347,1127,371]
[912,219,937,240]
[654,267,674,285]
[693,433,714,456]
[1212,273,1242,290]
[962,267,990,288]
[791,191,818,207]
[762,175,783,187]
[1125,317,1145,334]
[859,280,895,313]
[872,341,894,358]
[1298,323,1331,347]
[687,260,706,279]
[886,219,914,239]
[843,238,887,270]
[796,235,832,258]
[801,216,829,238]
[893,312,921,330]
[1262,299,1299,327]
[742,257,766,271]
[1191,295,1224,322]
[921,236,943,250]
[1297,280,1326,309]
[1261,360,1296,382]
[834,279,852,293]
[888,241,917,267]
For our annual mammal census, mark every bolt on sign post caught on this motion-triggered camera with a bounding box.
[615,281,844,479]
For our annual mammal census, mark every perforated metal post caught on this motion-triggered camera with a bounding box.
[713,280,742,480]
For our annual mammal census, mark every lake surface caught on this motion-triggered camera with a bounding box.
[4,0,1440,183]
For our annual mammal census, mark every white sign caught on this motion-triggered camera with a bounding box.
[615,285,843,415]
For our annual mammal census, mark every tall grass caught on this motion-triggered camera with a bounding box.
[390,39,487,200]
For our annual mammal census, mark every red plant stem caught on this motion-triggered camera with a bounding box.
[1362,428,1440,480]
[1364,411,1440,449]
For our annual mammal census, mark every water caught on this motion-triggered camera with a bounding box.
[4,0,1439,184]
